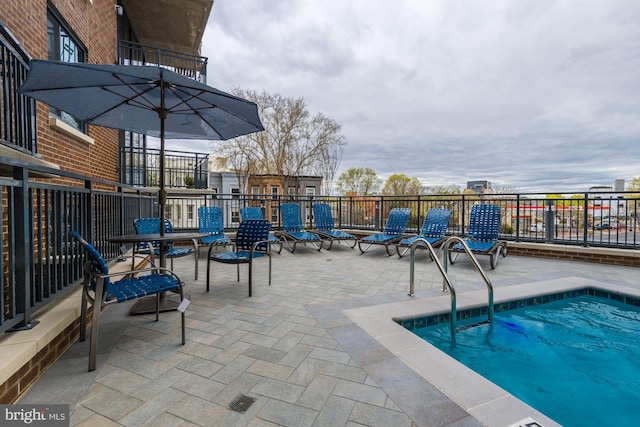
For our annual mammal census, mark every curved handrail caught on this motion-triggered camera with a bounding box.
[409,238,457,336]
[409,236,495,338]
[443,236,494,324]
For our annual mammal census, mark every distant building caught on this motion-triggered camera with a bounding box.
[466,180,492,194]
[589,179,627,219]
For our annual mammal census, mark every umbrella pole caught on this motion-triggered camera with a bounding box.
[159,76,167,269]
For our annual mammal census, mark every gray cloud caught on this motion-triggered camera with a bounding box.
[170,0,640,194]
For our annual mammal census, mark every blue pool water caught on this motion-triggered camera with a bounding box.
[412,295,640,427]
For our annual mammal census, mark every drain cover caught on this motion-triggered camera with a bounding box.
[229,394,256,413]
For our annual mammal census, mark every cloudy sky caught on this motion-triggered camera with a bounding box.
[171,0,640,193]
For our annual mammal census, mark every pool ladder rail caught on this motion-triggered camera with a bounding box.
[408,236,494,337]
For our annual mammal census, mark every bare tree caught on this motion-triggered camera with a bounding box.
[213,89,345,195]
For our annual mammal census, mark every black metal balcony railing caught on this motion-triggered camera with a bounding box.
[119,146,209,189]
[2,154,639,334]
[0,22,37,154]
[117,40,208,83]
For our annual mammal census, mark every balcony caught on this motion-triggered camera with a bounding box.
[119,146,209,189]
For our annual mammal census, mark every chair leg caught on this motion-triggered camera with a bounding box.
[88,278,105,372]
[179,283,185,345]
[80,287,88,342]
[248,259,253,297]
[155,293,160,321]
[206,245,214,292]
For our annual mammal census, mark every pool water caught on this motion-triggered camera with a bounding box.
[413,295,640,427]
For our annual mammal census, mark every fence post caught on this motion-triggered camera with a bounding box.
[11,165,39,330]
[545,199,555,242]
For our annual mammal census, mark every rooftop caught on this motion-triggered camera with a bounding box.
[18,245,640,426]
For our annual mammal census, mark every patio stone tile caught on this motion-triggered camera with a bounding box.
[251,377,305,403]
[349,401,413,427]
[172,371,226,401]
[311,395,355,427]
[242,344,287,363]
[69,405,94,426]
[175,355,224,377]
[299,334,339,350]
[296,374,338,411]
[246,359,294,381]
[119,388,187,426]
[79,383,143,421]
[210,336,251,360]
[211,328,250,349]
[167,394,229,426]
[288,358,367,387]
[293,323,331,337]
[240,331,280,348]
[257,398,318,427]
[278,343,314,368]
[211,355,255,384]
[141,412,200,427]
[178,341,223,361]
[129,368,185,401]
[73,413,122,427]
[332,379,388,407]
[178,328,221,346]
[272,330,305,352]
[96,367,150,395]
[308,347,351,364]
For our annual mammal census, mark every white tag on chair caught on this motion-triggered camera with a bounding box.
[177,298,190,312]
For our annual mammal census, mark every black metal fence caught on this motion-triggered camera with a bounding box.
[164,192,639,249]
[1,156,155,333]
[0,21,37,154]
[2,155,639,333]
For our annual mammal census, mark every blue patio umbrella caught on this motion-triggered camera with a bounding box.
[19,59,264,264]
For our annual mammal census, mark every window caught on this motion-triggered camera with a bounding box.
[187,204,194,221]
[47,6,86,130]
[288,187,296,195]
[231,188,240,199]
[306,187,316,196]
[251,186,259,199]
[271,186,279,200]
[271,207,279,223]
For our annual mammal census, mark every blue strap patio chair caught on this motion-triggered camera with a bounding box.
[240,206,283,254]
[275,203,323,253]
[358,207,412,256]
[198,206,231,248]
[447,204,508,269]
[133,217,197,277]
[396,208,451,258]
[206,219,272,297]
[312,203,357,250]
[72,231,185,372]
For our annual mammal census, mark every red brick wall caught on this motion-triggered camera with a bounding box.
[1,0,120,182]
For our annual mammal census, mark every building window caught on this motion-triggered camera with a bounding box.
[288,187,296,195]
[306,186,316,196]
[47,6,86,130]
[187,204,194,221]
[252,186,259,199]
[271,186,279,200]
[271,207,279,223]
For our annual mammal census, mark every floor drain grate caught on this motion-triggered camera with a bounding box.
[229,394,256,413]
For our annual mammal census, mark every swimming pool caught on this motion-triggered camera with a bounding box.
[410,294,640,427]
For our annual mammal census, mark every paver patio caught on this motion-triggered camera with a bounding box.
[20,244,640,426]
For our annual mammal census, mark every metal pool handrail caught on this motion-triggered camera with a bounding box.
[409,236,495,338]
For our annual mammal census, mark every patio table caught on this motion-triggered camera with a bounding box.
[108,232,207,315]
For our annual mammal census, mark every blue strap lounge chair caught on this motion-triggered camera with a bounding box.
[72,231,185,371]
[198,206,231,247]
[133,217,198,278]
[240,206,283,254]
[447,204,507,269]
[276,203,323,253]
[396,208,451,258]
[206,219,272,297]
[358,208,412,256]
[312,203,357,250]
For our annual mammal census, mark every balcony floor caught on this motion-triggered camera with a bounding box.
[19,245,640,426]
